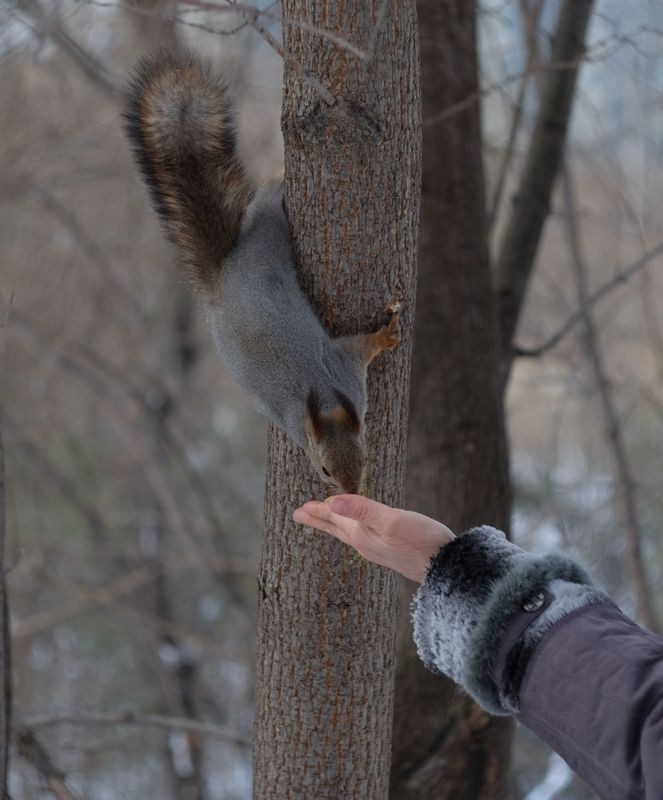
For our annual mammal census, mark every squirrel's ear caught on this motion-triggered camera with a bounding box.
[333,390,361,434]
[306,389,324,442]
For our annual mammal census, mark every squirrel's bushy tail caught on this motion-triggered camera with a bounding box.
[124,51,253,289]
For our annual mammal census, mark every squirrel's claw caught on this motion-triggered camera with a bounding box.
[379,314,402,351]
[363,308,402,365]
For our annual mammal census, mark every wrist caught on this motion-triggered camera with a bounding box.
[406,556,434,584]
[411,526,595,714]
[410,537,455,583]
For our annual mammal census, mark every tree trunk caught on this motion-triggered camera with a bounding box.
[129,14,210,798]
[497,0,595,377]
[252,3,421,798]
[390,2,513,798]
[0,422,10,796]
[562,167,659,633]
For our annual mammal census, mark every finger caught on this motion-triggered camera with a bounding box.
[294,502,360,545]
[292,507,356,547]
[324,494,397,533]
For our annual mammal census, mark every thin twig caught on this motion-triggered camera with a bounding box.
[487,0,544,232]
[10,0,116,97]
[12,0,340,103]
[82,0,367,58]
[177,0,337,104]
[7,315,255,613]
[22,711,249,746]
[12,566,160,640]
[426,22,663,129]
[14,571,252,658]
[562,165,659,633]
[6,305,258,524]
[244,9,336,105]
[514,240,663,358]
[496,0,595,380]
[26,182,143,318]
[7,424,107,535]
[83,0,252,35]
[279,14,368,61]
[16,726,84,800]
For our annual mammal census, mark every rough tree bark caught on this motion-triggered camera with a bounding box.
[252,2,421,798]
[390,3,513,798]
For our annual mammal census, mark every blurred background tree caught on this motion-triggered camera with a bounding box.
[391,2,597,798]
[1,0,663,798]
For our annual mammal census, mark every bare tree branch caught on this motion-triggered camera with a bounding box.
[281,10,371,61]
[487,0,544,232]
[83,0,253,35]
[22,710,249,746]
[83,0,369,60]
[495,0,594,376]
[16,726,84,800]
[5,303,259,522]
[14,562,252,655]
[390,2,513,794]
[7,313,255,619]
[8,426,107,535]
[176,0,337,104]
[562,166,659,633]
[185,0,396,101]
[239,6,335,105]
[424,22,663,129]
[11,0,117,97]
[25,182,143,317]
[514,240,663,358]
[12,566,160,639]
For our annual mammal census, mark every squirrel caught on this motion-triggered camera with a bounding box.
[123,51,401,494]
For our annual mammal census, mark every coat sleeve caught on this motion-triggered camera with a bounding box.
[411,526,663,800]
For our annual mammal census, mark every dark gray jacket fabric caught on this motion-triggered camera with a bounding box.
[412,526,663,800]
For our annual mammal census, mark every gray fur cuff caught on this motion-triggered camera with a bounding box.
[411,526,608,715]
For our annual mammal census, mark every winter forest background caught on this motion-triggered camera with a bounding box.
[2,0,663,797]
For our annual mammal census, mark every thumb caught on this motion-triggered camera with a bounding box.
[326,494,394,530]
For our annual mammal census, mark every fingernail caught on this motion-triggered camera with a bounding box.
[328,497,348,515]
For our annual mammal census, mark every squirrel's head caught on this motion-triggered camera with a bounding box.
[304,389,367,494]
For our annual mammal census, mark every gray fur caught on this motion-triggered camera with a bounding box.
[208,182,366,446]
[125,51,376,492]
[411,527,609,715]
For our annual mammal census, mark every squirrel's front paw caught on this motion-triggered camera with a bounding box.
[379,301,403,349]
[380,313,402,350]
[355,302,404,366]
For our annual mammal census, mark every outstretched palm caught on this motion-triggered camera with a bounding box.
[293,495,454,583]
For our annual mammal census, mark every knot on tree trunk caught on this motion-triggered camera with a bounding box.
[283,96,384,151]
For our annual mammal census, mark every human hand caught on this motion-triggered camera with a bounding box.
[293,495,455,583]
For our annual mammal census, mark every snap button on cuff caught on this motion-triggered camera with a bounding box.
[522,592,545,612]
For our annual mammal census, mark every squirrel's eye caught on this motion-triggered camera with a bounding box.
[321,466,331,478]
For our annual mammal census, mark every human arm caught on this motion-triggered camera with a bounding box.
[294,495,663,800]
